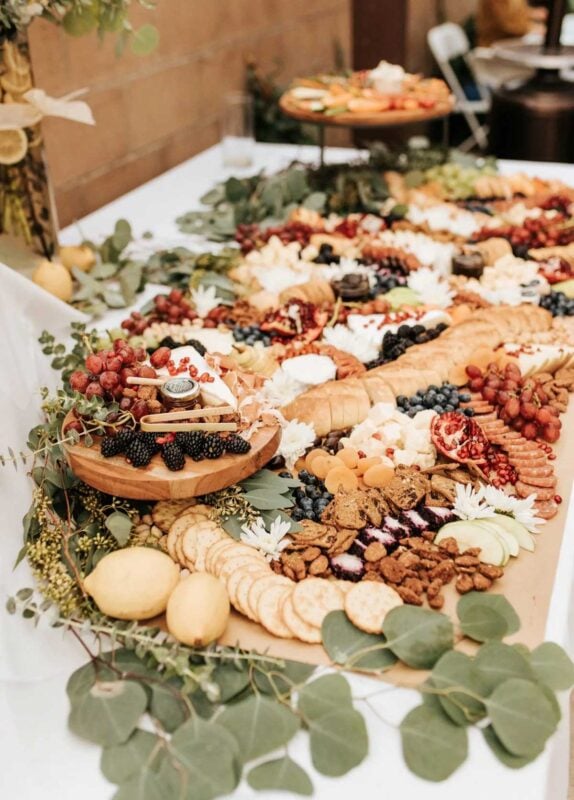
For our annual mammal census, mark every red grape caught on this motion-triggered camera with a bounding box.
[469,377,484,391]
[505,398,520,419]
[85,354,103,375]
[119,367,136,385]
[99,371,120,391]
[536,407,553,425]
[466,365,482,379]
[482,386,497,402]
[169,288,183,303]
[542,424,560,443]
[497,390,510,404]
[522,422,538,440]
[69,370,89,393]
[150,347,171,368]
[502,379,519,391]
[119,397,133,411]
[139,365,158,379]
[85,382,104,399]
[106,355,123,372]
[131,400,149,420]
[520,402,536,420]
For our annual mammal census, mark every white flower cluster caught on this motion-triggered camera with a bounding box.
[374,229,456,276]
[407,267,454,309]
[240,515,291,561]
[453,484,544,532]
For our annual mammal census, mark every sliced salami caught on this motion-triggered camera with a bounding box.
[516,474,557,489]
[515,481,556,501]
[533,500,559,520]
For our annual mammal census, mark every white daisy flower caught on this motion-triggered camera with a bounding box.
[479,486,545,533]
[190,284,219,318]
[278,418,316,469]
[453,484,496,521]
[407,267,454,308]
[240,515,292,561]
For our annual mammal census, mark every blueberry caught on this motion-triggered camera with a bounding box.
[323,492,334,502]
[463,407,475,417]
[435,393,447,404]
[444,404,455,412]
[278,471,292,478]
[300,497,314,511]
[412,404,425,413]
[298,469,313,484]
[443,382,455,391]
[396,395,408,407]
[433,405,444,414]
[416,389,426,398]
[398,324,411,337]
[423,396,436,408]
[407,408,418,418]
[294,488,306,502]
[459,393,471,402]
[314,498,328,513]
[428,385,439,392]
[306,485,322,499]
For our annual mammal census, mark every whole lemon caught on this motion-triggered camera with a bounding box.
[167,573,230,646]
[32,258,74,302]
[59,245,96,273]
[84,547,180,620]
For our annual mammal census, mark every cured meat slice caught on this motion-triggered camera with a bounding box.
[515,481,556,501]
[516,474,557,489]
[534,500,559,520]
[517,466,554,478]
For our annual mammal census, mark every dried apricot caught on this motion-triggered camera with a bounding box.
[336,447,359,469]
[355,456,381,475]
[324,466,359,493]
[363,464,395,488]
[305,448,328,471]
[311,454,341,480]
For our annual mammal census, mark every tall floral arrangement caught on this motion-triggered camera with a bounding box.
[0,1,159,257]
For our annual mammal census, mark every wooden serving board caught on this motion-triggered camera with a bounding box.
[279,93,454,128]
[62,415,281,500]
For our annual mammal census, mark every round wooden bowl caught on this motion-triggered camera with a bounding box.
[62,415,282,500]
[279,93,454,128]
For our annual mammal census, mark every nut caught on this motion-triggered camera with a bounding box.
[472,573,492,592]
[478,564,504,580]
[429,561,455,583]
[397,551,420,569]
[379,557,407,584]
[363,571,384,582]
[438,537,459,556]
[364,542,387,562]
[427,579,443,600]
[455,574,474,594]
[455,555,480,570]
[308,555,329,576]
[396,585,423,605]
[428,593,445,610]
[403,577,424,595]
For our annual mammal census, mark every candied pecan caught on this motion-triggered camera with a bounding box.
[462,547,481,558]
[398,551,421,569]
[363,571,384,582]
[379,558,407,584]
[282,565,296,581]
[422,530,435,541]
[478,564,504,580]
[330,527,358,555]
[396,585,424,605]
[438,537,459,556]
[301,546,322,562]
[403,577,425,595]
[426,579,443,600]
[429,593,445,610]
[455,555,480,570]
[472,573,492,591]
[455,574,474,594]
[365,561,380,573]
[281,552,306,581]
[420,558,438,570]
[429,561,455,583]
[309,555,329,576]
[270,560,283,574]
[365,542,388,562]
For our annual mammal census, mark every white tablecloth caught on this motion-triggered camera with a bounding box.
[2,143,573,800]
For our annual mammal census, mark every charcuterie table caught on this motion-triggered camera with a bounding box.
[1,143,574,800]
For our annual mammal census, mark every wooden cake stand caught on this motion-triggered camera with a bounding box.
[62,415,282,500]
[279,94,454,164]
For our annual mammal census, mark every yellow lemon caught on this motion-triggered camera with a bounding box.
[166,573,230,646]
[59,244,96,273]
[32,259,74,303]
[0,128,28,165]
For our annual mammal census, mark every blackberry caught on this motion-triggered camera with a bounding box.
[157,336,181,350]
[188,338,207,357]
[100,428,134,457]
[224,434,251,455]
[203,433,225,459]
[179,430,206,459]
[140,432,161,455]
[161,443,186,471]
[125,437,154,468]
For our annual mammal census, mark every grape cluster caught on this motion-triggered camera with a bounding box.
[69,340,157,419]
[232,325,272,346]
[121,289,197,334]
[235,221,314,254]
[466,362,562,443]
[473,214,574,256]
[367,322,447,369]
[539,291,574,317]
[397,383,472,417]
[290,470,333,522]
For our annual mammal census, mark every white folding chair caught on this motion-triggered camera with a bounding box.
[427,22,490,152]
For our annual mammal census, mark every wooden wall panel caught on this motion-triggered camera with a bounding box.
[29,0,351,226]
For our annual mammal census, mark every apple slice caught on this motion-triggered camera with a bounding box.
[435,521,507,567]
[473,519,519,558]
[491,513,535,552]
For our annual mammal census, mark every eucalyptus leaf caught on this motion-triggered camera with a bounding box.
[457,593,520,636]
[212,662,251,702]
[119,262,143,305]
[101,729,160,784]
[62,3,97,35]
[400,704,468,781]
[90,262,119,280]
[221,515,243,540]
[248,756,313,796]
[298,674,352,721]
[482,725,543,769]
[67,660,114,699]
[113,767,167,800]
[219,694,300,761]
[253,659,315,695]
[131,24,160,56]
[241,490,294,510]
[384,606,454,669]
[225,177,250,203]
[159,717,240,799]
[259,509,302,533]
[104,288,128,309]
[321,611,397,672]
[487,678,558,757]
[302,192,327,212]
[112,219,133,251]
[309,708,368,777]
[530,642,574,691]
[474,642,535,694]
[105,511,133,546]
[149,683,188,732]
[431,651,488,726]
[458,605,509,643]
[68,680,147,746]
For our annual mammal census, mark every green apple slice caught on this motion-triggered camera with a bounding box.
[491,513,535,552]
[435,521,506,567]
[473,519,519,558]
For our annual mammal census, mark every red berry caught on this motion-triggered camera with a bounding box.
[169,289,183,304]
[522,422,538,440]
[466,365,482,379]
[69,370,89,393]
[106,355,123,372]
[150,347,171,368]
[85,354,103,375]
[542,424,560,443]
[85,382,104,399]
[131,400,149,420]
[99,371,120,391]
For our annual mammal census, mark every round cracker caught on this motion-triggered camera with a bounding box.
[248,574,291,623]
[292,578,344,628]
[226,565,268,612]
[152,498,197,532]
[194,525,227,572]
[281,593,321,644]
[258,583,293,638]
[344,581,403,634]
[235,570,271,619]
[205,539,238,573]
[218,552,267,582]
[174,529,187,567]
[333,579,354,595]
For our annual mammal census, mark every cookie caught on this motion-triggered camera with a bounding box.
[344,581,403,634]
[292,578,344,628]
[281,593,322,644]
[152,499,197,533]
[258,583,293,638]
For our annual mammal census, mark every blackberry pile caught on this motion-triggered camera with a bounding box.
[290,470,333,523]
[367,322,448,369]
[396,383,472,417]
[232,325,272,347]
[156,336,207,356]
[539,291,574,317]
[100,429,251,471]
